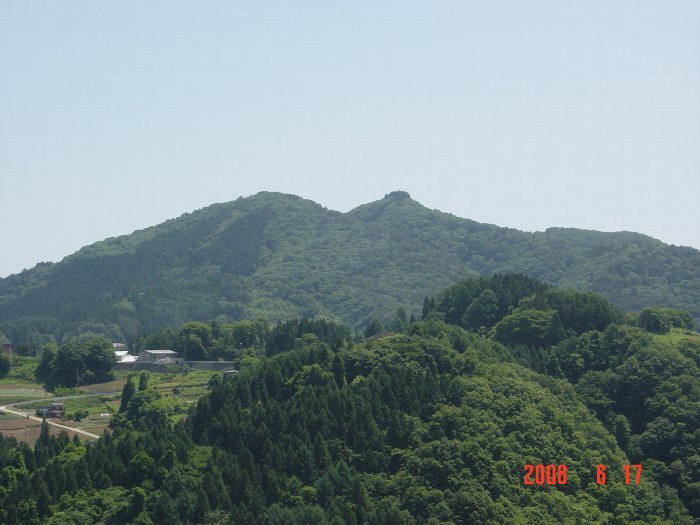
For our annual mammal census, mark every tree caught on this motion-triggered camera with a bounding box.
[422,297,434,320]
[175,322,213,360]
[390,307,409,333]
[36,343,58,383]
[51,343,86,387]
[127,451,156,485]
[83,338,116,383]
[36,338,114,388]
[0,353,10,378]
[138,372,149,391]
[120,377,136,413]
[141,329,175,351]
[612,414,631,454]
[639,308,695,334]
[462,288,499,330]
[491,309,566,348]
[364,319,383,339]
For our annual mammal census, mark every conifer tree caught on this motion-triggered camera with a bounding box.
[119,376,136,413]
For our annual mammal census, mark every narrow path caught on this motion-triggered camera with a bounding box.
[0,405,100,439]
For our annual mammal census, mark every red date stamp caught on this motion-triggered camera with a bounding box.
[523,464,568,485]
[523,464,642,485]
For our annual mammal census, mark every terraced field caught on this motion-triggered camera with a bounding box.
[0,384,52,405]
[0,368,220,444]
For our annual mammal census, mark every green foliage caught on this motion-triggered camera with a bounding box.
[542,287,622,333]
[120,377,136,413]
[0,192,698,344]
[35,343,57,384]
[184,325,689,523]
[0,314,695,523]
[35,338,115,389]
[127,451,155,485]
[638,307,696,334]
[1,356,40,384]
[492,308,566,348]
[138,372,149,391]
[546,326,700,516]
[139,328,175,351]
[427,276,700,517]
[431,273,621,338]
[0,354,10,379]
[124,388,162,421]
[0,270,697,522]
[364,318,383,338]
[266,318,350,357]
[174,322,213,361]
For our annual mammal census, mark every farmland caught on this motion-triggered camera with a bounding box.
[0,360,220,445]
[0,412,88,446]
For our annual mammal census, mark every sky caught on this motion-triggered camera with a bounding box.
[1,1,699,278]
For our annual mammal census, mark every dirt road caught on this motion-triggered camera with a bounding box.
[0,405,100,439]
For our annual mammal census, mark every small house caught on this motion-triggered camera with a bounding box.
[45,402,65,419]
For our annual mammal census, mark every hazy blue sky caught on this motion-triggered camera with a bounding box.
[1,1,698,278]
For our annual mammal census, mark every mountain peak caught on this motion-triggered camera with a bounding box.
[383,190,412,201]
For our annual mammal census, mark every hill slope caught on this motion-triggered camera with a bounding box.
[1,191,698,342]
[0,327,693,523]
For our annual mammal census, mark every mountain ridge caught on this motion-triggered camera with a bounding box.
[1,191,698,343]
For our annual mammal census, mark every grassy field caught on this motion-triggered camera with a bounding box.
[79,378,127,393]
[0,357,51,404]
[0,384,52,405]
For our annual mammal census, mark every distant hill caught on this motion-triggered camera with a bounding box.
[0,191,698,343]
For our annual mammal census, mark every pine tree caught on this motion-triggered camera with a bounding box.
[138,371,149,391]
[120,376,136,412]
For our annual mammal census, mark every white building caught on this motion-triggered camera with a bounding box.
[114,350,138,363]
[137,349,179,364]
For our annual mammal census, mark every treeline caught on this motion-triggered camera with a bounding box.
[423,273,623,338]
[24,318,352,390]
[135,317,352,361]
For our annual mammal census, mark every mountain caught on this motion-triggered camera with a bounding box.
[0,191,698,343]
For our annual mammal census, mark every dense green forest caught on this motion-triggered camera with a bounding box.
[0,275,698,523]
[1,191,699,345]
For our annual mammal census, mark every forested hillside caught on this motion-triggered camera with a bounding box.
[1,191,699,345]
[0,275,698,522]
[424,274,700,518]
